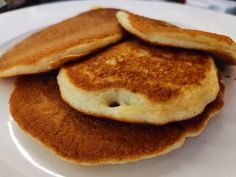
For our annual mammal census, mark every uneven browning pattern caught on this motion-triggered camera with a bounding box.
[128,13,233,44]
[65,39,211,102]
[10,72,224,164]
[116,11,236,65]
[0,8,125,77]
[58,38,219,125]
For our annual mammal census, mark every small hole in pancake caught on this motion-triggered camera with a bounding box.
[109,102,120,107]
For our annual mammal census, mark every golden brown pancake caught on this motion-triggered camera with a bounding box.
[116,11,236,65]
[58,39,219,125]
[0,8,125,77]
[10,72,224,165]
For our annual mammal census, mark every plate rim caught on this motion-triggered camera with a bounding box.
[0,1,236,177]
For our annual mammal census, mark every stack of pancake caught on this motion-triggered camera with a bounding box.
[1,8,235,165]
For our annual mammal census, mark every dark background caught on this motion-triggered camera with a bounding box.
[1,0,236,14]
[0,0,185,13]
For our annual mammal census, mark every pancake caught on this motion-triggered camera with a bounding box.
[0,8,125,78]
[116,11,236,65]
[10,72,224,165]
[58,39,219,125]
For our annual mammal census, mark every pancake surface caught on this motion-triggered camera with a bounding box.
[58,39,219,125]
[116,11,236,65]
[10,72,224,165]
[0,8,125,77]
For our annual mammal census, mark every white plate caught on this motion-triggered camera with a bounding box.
[0,1,236,177]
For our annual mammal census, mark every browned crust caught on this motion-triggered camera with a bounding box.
[9,72,224,164]
[64,38,212,102]
[0,8,125,72]
[124,12,236,65]
[128,13,233,44]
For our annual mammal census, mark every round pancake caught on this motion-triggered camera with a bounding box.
[116,11,236,65]
[10,72,224,165]
[0,8,125,78]
[58,39,219,125]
